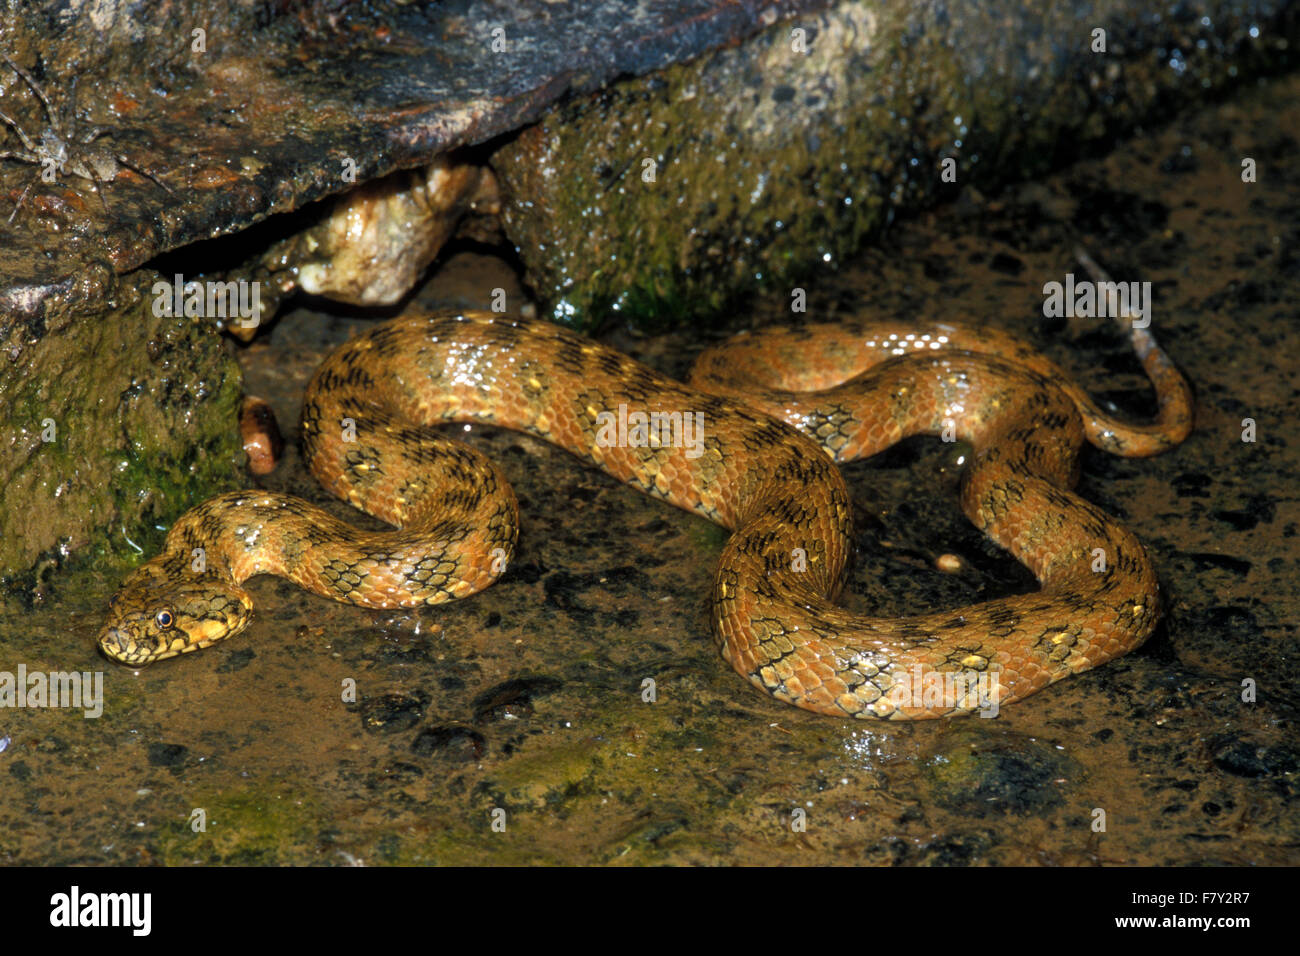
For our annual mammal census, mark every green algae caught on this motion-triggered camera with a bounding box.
[375,826,569,867]
[479,734,611,811]
[685,520,730,555]
[156,780,331,866]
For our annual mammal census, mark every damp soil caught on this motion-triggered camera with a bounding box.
[2,72,1297,866]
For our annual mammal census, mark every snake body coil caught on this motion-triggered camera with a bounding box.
[99,311,1191,719]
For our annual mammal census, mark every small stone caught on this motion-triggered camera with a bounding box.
[411,725,486,761]
[472,676,563,723]
[359,693,425,734]
[146,743,189,768]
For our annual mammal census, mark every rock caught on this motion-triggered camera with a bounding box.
[0,0,825,321]
[239,396,283,476]
[492,0,1297,329]
[358,692,427,735]
[411,725,487,762]
[923,727,1080,816]
[0,269,243,594]
[1210,736,1300,779]
[146,742,189,768]
[471,676,563,723]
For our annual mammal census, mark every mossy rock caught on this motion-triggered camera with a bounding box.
[0,269,243,597]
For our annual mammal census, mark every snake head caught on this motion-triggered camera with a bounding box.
[98,566,253,666]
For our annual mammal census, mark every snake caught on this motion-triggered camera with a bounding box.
[98,309,1192,719]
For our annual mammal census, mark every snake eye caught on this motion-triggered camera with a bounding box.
[155,609,174,629]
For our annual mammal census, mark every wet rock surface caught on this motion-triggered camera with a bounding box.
[0,70,1297,865]
[0,269,243,592]
[494,0,1299,329]
[0,0,828,320]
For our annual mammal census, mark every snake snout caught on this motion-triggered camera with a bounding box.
[98,626,150,665]
[99,626,127,655]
